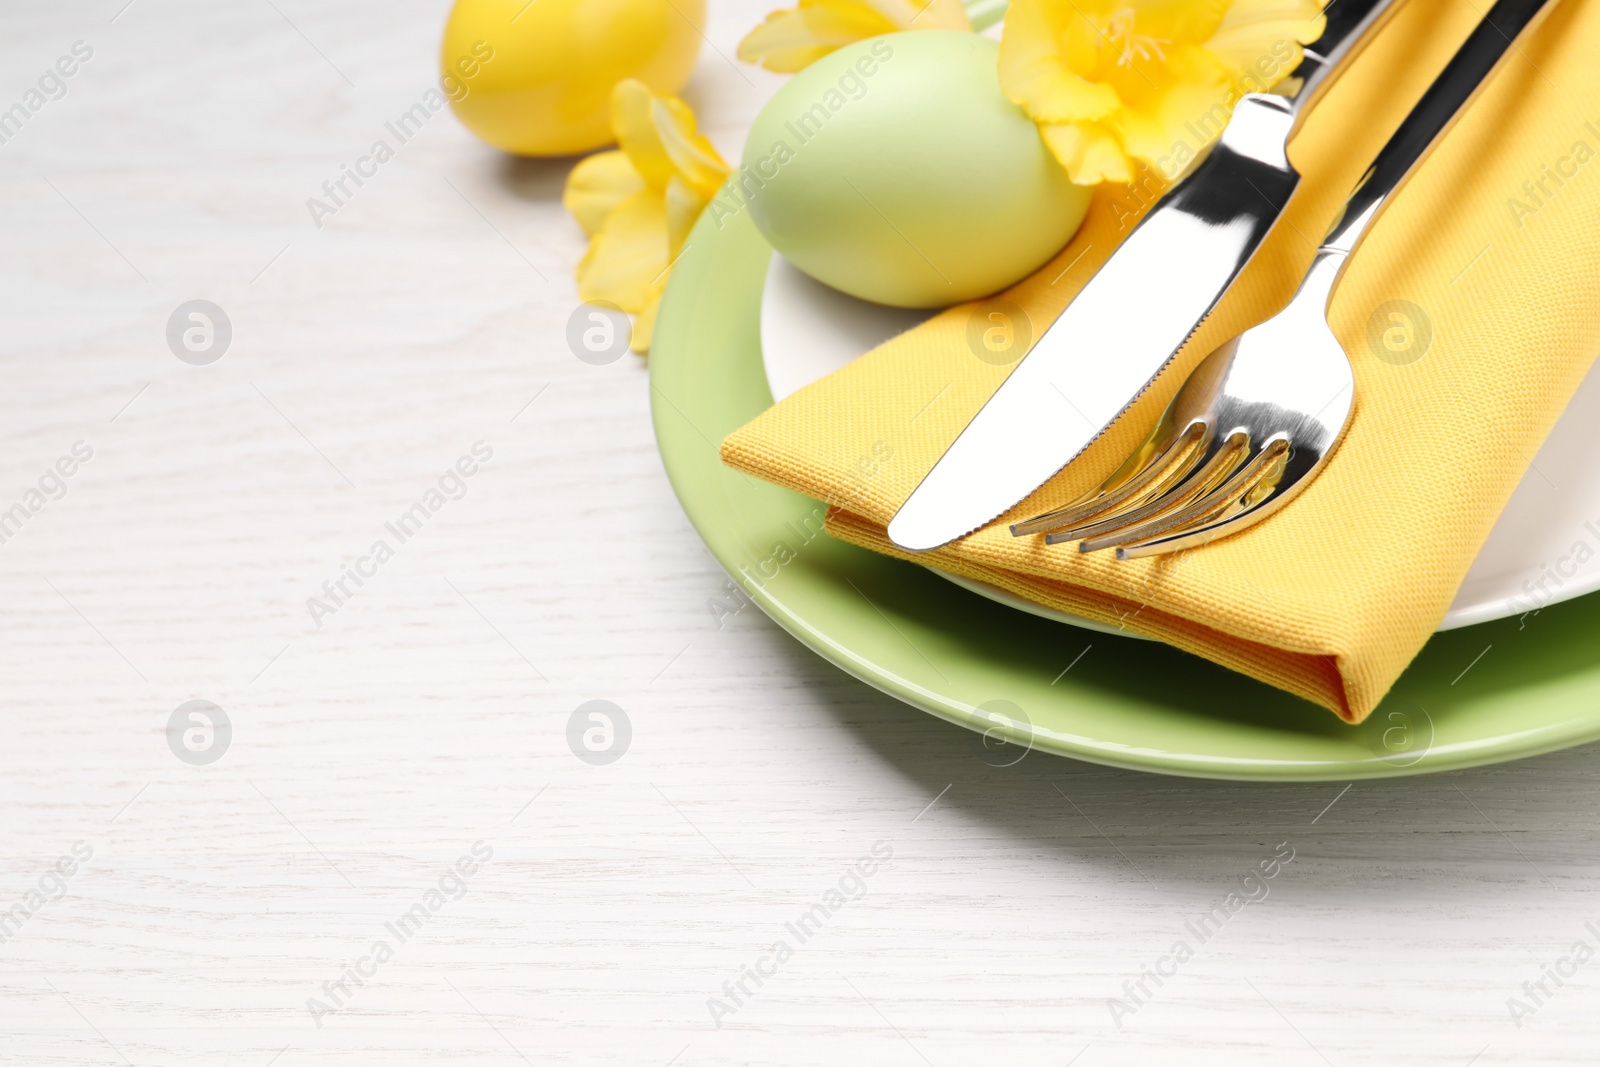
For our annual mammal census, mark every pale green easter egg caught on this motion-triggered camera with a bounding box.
[738,31,1090,308]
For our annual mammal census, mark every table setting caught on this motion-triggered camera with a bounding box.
[638,0,1600,778]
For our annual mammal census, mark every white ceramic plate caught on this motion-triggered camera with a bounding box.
[759,252,1600,635]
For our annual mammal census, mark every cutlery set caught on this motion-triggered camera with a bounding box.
[888,0,1557,558]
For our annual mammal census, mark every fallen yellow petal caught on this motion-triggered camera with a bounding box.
[651,95,731,200]
[663,174,706,259]
[611,79,729,200]
[575,189,670,313]
[612,80,678,190]
[567,80,731,356]
[563,150,646,236]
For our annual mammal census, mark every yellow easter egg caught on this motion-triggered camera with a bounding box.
[441,0,704,156]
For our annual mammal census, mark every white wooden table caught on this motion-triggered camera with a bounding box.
[2,1,1598,1063]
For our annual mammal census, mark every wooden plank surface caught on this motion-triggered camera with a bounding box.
[1,1,1597,1063]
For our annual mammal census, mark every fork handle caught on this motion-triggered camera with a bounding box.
[1320,0,1558,259]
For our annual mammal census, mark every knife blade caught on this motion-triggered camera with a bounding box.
[886,0,1405,553]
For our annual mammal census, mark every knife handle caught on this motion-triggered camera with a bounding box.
[1321,0,1556,259]
[1282,0,1406,133]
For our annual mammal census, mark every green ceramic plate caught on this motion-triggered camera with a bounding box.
[649,202,1600,781]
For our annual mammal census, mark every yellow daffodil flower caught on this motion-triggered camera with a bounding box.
[564,80,730,353]
[738,0,972,73]
[999,0,1326,184]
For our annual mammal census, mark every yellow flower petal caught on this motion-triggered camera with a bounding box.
[1041,121,1135,184]
[1206,0,1324,87]
[564,82,730,356]
[653,97,731,200]
[611,80,676,189]
[1001,0,1328,188]
[1128,0,1232,47]
[998,0,1121,122]
[611,79,729,200]
[739,10,848,74]
[737,0,969,73]
[738,1,896,72]
[563,150,646,236]
[883,0,966,28]
[663,174,707,259]
[1109,43,1233,165]
[575,190,669,313]
[867,0,970,32]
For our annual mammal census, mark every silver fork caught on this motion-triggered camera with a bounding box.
[1012,0,1556,560]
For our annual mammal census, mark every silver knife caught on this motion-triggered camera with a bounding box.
[887,0,1406,552]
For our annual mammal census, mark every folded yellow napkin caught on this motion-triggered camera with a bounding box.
[721,0,1600,723]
